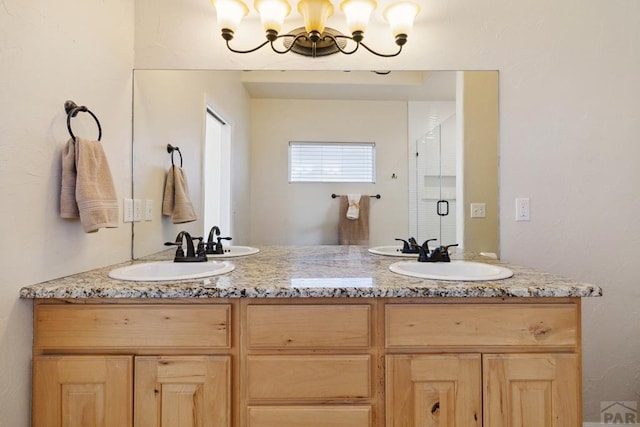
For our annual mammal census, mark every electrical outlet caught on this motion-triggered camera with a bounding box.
[516,198,530,221]
[470,203,486,218]
[133,199,142,222]
[123,198,133,222]
[145,199,153,221]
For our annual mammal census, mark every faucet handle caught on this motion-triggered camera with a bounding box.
[441,243,459,262]
[428,243,459,262]
[164,241,185,258]
[395,237,420,254]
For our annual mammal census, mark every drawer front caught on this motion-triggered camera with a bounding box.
[246,304,371,349]
[35,304,231,350]
[386,304,578,349]
[248,406,371,427]
[247,355,371,400]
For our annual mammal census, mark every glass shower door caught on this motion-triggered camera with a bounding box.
[415,125,457,246]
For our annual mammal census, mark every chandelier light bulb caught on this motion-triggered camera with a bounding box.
[211,0,249,35]
[383,0,420,43]
[340,0,377,37]
[297,0,335,35]
[255,0,291,35]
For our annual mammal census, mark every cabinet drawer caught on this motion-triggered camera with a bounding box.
[248,406,371,427]
[386,304,578,349]
[246,304,371,349]
[35,304,231,350]
[247,355,371,400]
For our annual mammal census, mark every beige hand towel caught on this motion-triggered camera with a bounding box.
[60,137,119,233]
[339,195,370,245]
[60,138,79,218]
[162,165,197,224]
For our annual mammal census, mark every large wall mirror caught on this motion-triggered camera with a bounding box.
[132,70,498,259]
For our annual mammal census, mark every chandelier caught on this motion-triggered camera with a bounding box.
[210,0,420,57]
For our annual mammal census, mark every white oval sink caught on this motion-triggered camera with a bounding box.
[108,261,235,282]
[368,245,420,258]
[207,246,260,258]
[389,260,513,281]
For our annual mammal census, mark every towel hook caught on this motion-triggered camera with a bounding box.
[167,144,183,167]
[64,100,102,141]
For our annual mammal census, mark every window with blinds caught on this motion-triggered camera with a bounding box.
[288,141,376,183]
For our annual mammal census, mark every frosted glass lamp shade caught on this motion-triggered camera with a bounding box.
[211,0,250,32]
[383,1,420,37]
[340,0,377,34]
[255,0,291,33]
[297,0,334,34]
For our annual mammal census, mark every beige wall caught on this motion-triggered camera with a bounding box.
[460,71,500,254]
[0,0,134,425]
[250,98,408,245]
[132,70,252,257]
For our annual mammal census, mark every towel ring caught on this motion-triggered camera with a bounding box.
[64,100,102,142]
[167,144,183,167]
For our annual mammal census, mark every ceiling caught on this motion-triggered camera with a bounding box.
[241,70,457,101]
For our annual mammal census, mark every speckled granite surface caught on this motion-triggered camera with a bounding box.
[19,245,602,299]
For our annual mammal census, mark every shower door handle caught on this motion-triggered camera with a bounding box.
[437,200,449,216]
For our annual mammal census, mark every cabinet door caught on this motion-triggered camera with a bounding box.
[483,354,580,427]
[135,356,231,427]
[386,354,481,427]
[32,355,133,427]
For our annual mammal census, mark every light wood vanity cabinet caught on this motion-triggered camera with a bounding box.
[385,303,581,426]
[32,302,234,427]
[32,298,582,426]
[243,302,375,427]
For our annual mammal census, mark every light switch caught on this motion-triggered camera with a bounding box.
[145,199,153,221]
[133,199,142,222]
[123,199,133,223]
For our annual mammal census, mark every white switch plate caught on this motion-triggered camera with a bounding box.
[145,199,153,221]
[516,198,530,221]
[123,198,133,222]
[470,203,486,218]
[133,199,142,222]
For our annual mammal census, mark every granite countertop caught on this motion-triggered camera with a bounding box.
[19,245,602,299]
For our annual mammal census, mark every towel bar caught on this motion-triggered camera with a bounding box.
[331,193,381,199]
[64,100,102,141]
[167,144,183,167]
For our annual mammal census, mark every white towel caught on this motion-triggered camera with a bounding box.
[339,195,369,245]
[346,194,361,220]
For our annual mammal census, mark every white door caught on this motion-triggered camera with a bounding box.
[203,107,231,237]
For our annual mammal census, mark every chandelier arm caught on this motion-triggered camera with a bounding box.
[225,39,272,54]
[326,34,361,55]
[358,41,403,58]
[270,33,310,55]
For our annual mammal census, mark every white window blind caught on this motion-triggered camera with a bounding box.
[289,141,376,183]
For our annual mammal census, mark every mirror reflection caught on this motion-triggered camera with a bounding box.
[132,70,498,259]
